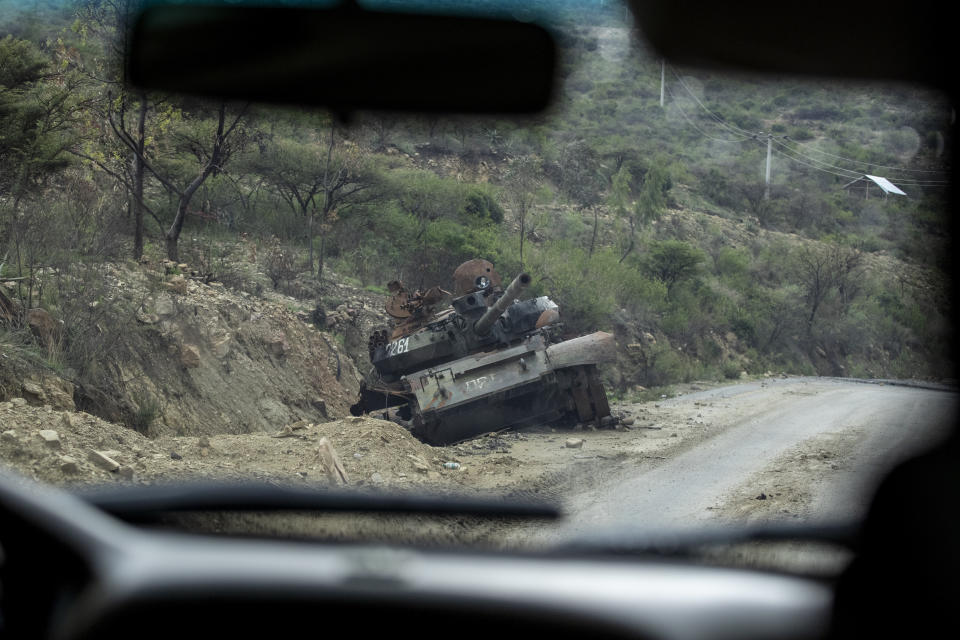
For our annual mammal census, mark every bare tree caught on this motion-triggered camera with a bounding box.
[109,101,248,260]
[503,155,542,270]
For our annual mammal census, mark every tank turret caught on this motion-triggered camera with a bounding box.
[351,260,614,444]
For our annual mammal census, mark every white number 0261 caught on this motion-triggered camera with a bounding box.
[386,337,410,356]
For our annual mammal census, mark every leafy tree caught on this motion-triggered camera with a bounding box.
[645,240,704,296]
[554,138,605,255]
[607,165,634,262]
[248,119,373,277]
[635,158,670,227]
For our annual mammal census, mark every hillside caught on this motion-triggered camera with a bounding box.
[1,0,954,441]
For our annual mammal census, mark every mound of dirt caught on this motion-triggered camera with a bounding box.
[0,399,470,489]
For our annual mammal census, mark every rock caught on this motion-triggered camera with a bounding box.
[211,334,232,358]
[622,417,636,426]
[43,378,75,410]
[10,397,27,408]
[1,430,18,443]
[27,308,60,345]
[370,472,384,483]
[37,429,61,448]
[21,381,45,404]
[155,296,176,317]
[180,344,201,368]
[61,413,80,429]
[165,276,188,294]
[756,493,767,500]
[89,450,121,472]
[268,335,288,357]
[170,451,183,460]
[565,438,584,449]
[59,455,79,474]
[117,466,135,480]
[311,399,328,417]
[136,310,159,324]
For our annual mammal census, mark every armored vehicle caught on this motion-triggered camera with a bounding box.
[350,260,615,445]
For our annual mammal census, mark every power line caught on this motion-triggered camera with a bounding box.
[771,138,950,185]
[779,137,949,175]
[665,64,951,184]
[669,66,757,140]
[663,83,749,144]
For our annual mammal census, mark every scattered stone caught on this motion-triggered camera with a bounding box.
[370,472,383,483]
[180,344,201,368]
[58,455,79,474]
[11,398,27,408]
[565,438,584,449]
[21,381,46,403]
[117,466,135,480]
[170,451,183,460]
[756,493,767,500]
[165,275,189,294]
[2,430,18,443]
[37,430,61,448]
[442,461,461,470]
[61,413,80,429]
[135,310,159,324]
[89,450,121,472]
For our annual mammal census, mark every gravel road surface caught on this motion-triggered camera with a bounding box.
[561,379,956,536]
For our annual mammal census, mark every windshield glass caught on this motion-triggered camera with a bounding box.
[1,0,955,572]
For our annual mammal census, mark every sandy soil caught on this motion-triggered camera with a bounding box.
[1,377,955,562]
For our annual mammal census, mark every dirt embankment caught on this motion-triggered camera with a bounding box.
[1,258,376,438]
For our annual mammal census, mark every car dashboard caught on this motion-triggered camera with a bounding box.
[0,471,833,640]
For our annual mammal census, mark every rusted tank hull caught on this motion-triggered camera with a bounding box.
[405,331,615,445]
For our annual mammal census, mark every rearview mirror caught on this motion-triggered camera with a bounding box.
[129,4,557,113]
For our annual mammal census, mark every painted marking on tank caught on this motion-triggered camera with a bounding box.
[385,337,410,356]
[463,374,497,391]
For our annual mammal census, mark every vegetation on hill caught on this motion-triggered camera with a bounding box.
[1,0,953,423]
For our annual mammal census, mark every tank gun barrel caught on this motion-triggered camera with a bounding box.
[474,272,531,335]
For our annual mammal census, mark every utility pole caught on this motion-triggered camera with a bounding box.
[660,60,665,108]
[763,134,772,199]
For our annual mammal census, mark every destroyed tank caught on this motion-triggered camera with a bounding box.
[350,259,615,445]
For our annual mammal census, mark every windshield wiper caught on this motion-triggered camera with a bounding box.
[73,481,561,523]
[553,521,860,558]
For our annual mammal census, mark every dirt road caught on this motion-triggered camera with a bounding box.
[554,378,956,539]
[1,377,955,554]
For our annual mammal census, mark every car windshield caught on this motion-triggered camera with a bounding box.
[0,0,955,574]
